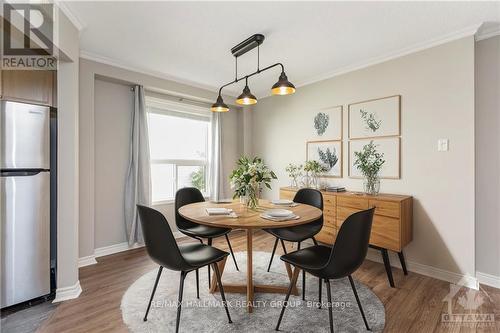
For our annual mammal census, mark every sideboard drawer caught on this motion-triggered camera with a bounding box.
[337,196,369,210]
[370,215,400,251]
[324,214,335,228]
[336,206,362,226]
[369,200,400,218]
[324,195,336,206]
[324,207,336,217]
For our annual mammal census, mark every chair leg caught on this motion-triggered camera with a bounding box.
[280,239,287,254]
[348,275,370,331]
[207,238,212,288]
[325,279,335,333]
[175,271,187,333]
[212,262,233,323]
[398,251,408,275]
[143,266,163,322]
[195,268,200,299]
[267,237,279,272]
[312,237,318,246]
[225,234,239,271]
[318,277,322,309]
[275,267,301,331]
[298,242,306,300]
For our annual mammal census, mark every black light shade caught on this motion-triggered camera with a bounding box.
[236,85,257,105]
[211,95,229,112]
[271,71,296,95]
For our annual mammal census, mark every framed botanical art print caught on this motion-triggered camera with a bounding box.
[311,105,343,140]
[348,95,400,139]
[306,140,343,178]
[348,137,400,179]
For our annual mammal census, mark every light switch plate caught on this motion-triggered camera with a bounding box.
[438,139,449,151]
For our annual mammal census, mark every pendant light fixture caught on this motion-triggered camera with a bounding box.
[236,78,257,105]
[210,95,229,112]
[271,71,296,95]
[211,34,295,112]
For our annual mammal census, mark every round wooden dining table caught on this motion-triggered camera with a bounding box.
[178,199,323,313]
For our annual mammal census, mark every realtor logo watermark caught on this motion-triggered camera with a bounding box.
[441,280,496,328]
[2,3,56,70]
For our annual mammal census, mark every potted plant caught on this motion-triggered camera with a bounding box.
[303,160,326,189]
[353,141,385,195]
[229,156,277,209]
[285,163,303,188]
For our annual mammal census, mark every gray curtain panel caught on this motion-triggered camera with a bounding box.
[209,112,224,201]
[124,85,151,246]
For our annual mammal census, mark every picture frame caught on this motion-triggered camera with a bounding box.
[311,105,343,141]
[306,140,343,178]
[348,137,400,179]
[348,95,400,139]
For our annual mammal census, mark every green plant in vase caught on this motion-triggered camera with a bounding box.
[285,163,303,188]
[353,141,385,195]
[304,160,327,189]
[229,156,277,210]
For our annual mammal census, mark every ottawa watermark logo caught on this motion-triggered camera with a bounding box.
[2,3,56,70]
[441,280,496,328]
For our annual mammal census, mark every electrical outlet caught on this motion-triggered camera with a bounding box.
[438,139,449,151]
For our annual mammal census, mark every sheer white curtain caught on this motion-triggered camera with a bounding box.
[209,112,224,201]
[124,85,151,245]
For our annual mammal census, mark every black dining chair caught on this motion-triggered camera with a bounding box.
[175,187,239,288]
[137,205,232,333]
[264,188,323,300]
[275,208,375,333]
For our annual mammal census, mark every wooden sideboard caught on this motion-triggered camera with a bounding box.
[280,187,413,287]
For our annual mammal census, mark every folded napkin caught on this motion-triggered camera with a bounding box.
[206,208,232,215]
[272,203,299,207]
[260,214,300,222]
[206,208,238,218]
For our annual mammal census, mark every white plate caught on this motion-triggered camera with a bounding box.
[271,199,294,205]
[265,209,294,218]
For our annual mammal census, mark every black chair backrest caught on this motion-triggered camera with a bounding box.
[293,188,323,228]
[137,205,188,271]
[324,208,375,278]
[175,187,205,230]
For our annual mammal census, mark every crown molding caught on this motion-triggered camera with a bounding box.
[476,24,500,41]
[291,23,483,93]
[79,50,238,98]
[54,1,86,32]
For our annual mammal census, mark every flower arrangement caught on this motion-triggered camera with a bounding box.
[229,156,277,209]
[353,141,385,195]
[285,163,303,188]
[304,160,327,189]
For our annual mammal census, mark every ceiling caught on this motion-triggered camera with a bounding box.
[65,1,500,97]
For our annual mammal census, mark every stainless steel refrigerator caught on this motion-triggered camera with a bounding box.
[1,101,52,308]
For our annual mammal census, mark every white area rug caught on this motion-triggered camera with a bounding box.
[121,251,385,332]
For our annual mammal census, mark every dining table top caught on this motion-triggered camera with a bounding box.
[178,199,323,229]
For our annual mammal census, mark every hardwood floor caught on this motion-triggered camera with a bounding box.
[38,230,499,333]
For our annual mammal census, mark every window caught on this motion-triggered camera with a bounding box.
[147,99,210,203]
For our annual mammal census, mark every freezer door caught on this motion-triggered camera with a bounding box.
[1,101,50,169]
[1,171,51,308]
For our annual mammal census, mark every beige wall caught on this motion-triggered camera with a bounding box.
[55,8,80,292]
[475,35,500,278]
[79,59,244,257]
[252,37,476,279]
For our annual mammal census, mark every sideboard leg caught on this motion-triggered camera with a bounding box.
[381,248,395,288]
[398,251,408,275]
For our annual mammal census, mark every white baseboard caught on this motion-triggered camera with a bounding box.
[78,255,98,268]
[53,280,82,303]
[477,271,500,289]
[365,249,479,290]
[82,231,185,262]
